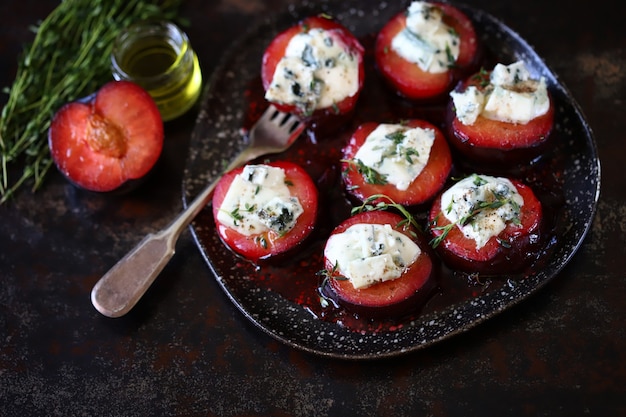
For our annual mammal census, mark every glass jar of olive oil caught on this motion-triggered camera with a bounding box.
[111,21,202,122]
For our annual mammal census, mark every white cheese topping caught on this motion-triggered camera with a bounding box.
[324,223,421,289]
[440,175,524,249]
[352,123,435,191]
[390,1,460,74]
[450,61,550,125]
[217,164,303,237]
[265,28,360,114]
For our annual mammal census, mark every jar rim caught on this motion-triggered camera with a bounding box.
[111,20,192,84]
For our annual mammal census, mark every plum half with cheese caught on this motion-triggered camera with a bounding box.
[428,174,543,274]
[320,211,436,318]
[212,161,318,262]
[261,15,365,132]
[375,1,479,101]
[447,61,555,166]
[341,119,452,207]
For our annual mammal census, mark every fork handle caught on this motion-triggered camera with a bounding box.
[91,145,259,317]
[91,170,223,318]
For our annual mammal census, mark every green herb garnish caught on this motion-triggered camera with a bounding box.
[316,261,347,307]
[385,130,406,145]
[342,159,388,185]
[351,194,421,236]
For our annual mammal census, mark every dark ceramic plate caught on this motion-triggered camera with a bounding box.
[182,1,600,359]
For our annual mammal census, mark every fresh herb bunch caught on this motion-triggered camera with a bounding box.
[0,0,183,204]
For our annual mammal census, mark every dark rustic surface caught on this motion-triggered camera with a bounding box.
[0,1,623,416]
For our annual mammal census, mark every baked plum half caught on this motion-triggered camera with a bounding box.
[341,119,452,207]
[375,1,479,101]
[428,174,543,274]
[447,61,555,166]
[321,210,436,318]
[261,14,365,132]
[48,80,163,193]
[212,161,318,262]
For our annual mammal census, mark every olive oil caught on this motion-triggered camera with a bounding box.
[112,21,202,121]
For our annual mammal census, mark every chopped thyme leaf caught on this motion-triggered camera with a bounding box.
[445,44,457,68]
[342,158,388,185]
[403,147,420,164]
[472,68,491,88]
[472,174,488,186]
[229,207,244,225]
[385,130,406,144]
[448,27,459,37]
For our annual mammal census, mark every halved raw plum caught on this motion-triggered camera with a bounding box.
[375,1,479,101]
[320,210,436,318]
[428,174,543,274]
[212,160,319,262]
[341,119,452,207]
[48,80,163,192]
[261,14,365,133]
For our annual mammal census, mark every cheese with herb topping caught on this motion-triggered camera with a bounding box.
[391,1,460,74]
[217,164,303,237]
[265,28,360,115]
[352,123,435,191]
[440,175,524,249]
[324,223,420,289]
[450,61,550,125]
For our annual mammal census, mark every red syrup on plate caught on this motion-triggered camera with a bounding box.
[211,34,566,334]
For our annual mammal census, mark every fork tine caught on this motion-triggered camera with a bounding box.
[281,114,304,135]
[262,104,304,136]
[259,104,280,123]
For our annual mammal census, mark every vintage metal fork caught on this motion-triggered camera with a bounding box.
[91,105,304,318]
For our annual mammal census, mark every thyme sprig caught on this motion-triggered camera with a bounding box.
[316,261,347,283]
[341,158,388,185]
[316,261,347,308]
[351,194,421,235]
[0,0,183,203]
